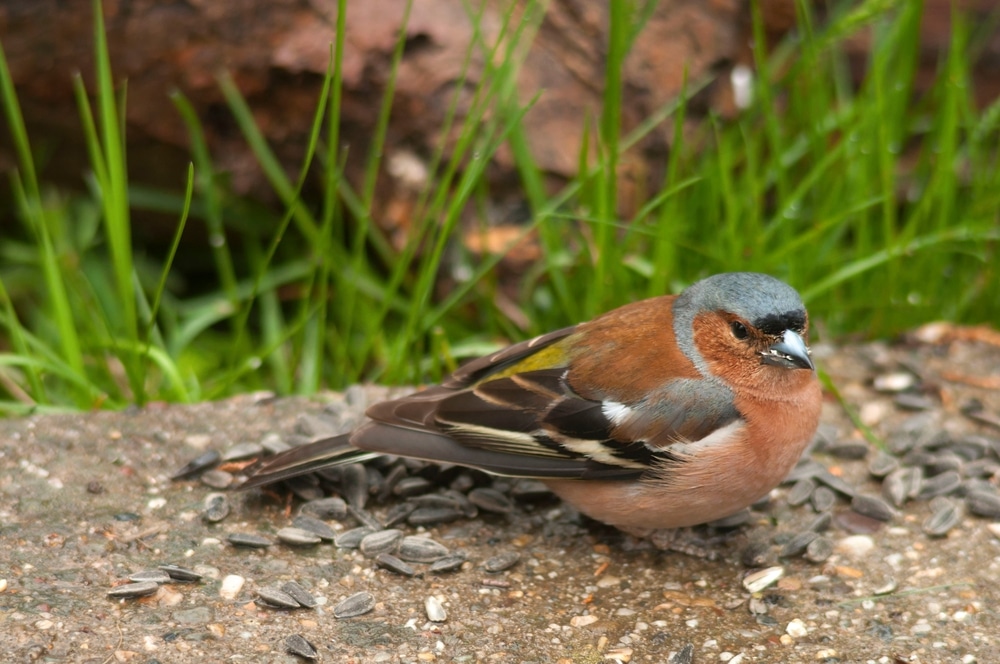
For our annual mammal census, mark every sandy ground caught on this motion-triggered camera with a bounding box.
[2,330,1000,664]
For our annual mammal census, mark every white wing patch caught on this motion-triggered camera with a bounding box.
[601,400,634,427]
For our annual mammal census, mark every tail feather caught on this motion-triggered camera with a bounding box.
[238,434,379,489]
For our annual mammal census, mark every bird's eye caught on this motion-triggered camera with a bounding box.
[731,321,749,339]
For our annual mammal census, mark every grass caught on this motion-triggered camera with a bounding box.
[0,0,998,414]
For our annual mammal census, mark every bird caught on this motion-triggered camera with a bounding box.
[240,272,822,538]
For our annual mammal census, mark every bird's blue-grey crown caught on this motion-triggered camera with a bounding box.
[672,272,808,378]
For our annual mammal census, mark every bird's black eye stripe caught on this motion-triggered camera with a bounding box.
[731,321,749,340]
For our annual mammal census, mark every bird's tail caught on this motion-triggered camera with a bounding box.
[238,434,379,489]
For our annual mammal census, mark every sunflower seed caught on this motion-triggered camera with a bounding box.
[398,536,450,563]
[783,459,824,483]
[256,586,302,609]
[108,581,159,598]
[709,508,752,528]
[159,564,203,582]
[834,510,885,535]
[917,470,962,499]
[425,596,447,622]
[811,486,837,513]
[128,570,171,584]
[867,451,899,478]
[221,441,264,461]
[202,493,231,523]
[894,393,935,411]
[291,515,336,541]
[335,526,376,549]
[296,413,341,439]
[376,553,417,577]
[786,478,816,506]
[276,526,323,547]
[468,487,515,514]
[284,475,325,502]
[429,553,467,574]
[359,529,403,558]
[334,591,375,618]
[393,476,433,498]
[803,536,833,563]
[442,489,479,518]
[923,500,963,537]
[925,453,964,476]
[966,491,1000,518]
[261,433,292,455]
[383,502,418,527]
[299,496,348,521]
[407,506,463,526]
[961,479,997,496]
[851,494,895,522]
[668,643,695,664]
[227,532,273,548]
[483,551,520,573]
[962,459,999,478]
[741,541,776,568]
[407,494,460,509]
[200,469,235,489]
[510,479,554,502]
[825,442,869,460]
[281,581,318,608]
[171,450,221,480]
[285,634,318,660]
[779,531,818,558]
[742,566,784,593]
[342,463,369,509]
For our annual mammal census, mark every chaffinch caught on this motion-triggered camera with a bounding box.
[242,272,822,537]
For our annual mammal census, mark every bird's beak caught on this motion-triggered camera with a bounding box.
[762,329,814,371]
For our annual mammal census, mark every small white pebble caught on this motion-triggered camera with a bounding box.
[146,497,167,510]
[786,618,809,638]
[986,523,1000,540]
[597,575,622,588]
[835,535,875,560]
[815,650,838,660]
[570,614,599,627]
[425,596,447,622]
[219,574,245,600]
[911,622,933,635]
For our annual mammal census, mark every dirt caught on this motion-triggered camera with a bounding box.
[2,330,1000,664]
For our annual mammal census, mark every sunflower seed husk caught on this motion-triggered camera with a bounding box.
[202,492,231,523]
[292,515,337,541]
[851,494,896,522]
[806,511,833,533]
[342,463,369,509]
[398,536,450,563]
[227,532,274,548]
[281,581,318,608]
[810,486,837,513]
[377,464,409,502]
[376,553,417,577]
[867,452,899,478]
[786,478,816,506]
[256,586,302,609]
[200,469,235,489]
[392,476,433,498]
[276,526,323,547]
[483,551,520,573]
[668,643,695,664]
[429,553,467,574]
[299,496,348,521]
[108,581,160,598]
[922,500,963,537]
[779,531,818,558]
[334,591,376,619]
[917,470,962,499]
[407,506,463,526]
[425,596,447,622]
[221,441,264,461]
[171,450,221,480]
[966,491,1000,519]
[335,526,376,549]
[159,564,203,582]
[742,566,784,593]
[468,487,515,514]
[384,502,418,527]
[359,529,403,558]
[128,570,171,584]
[815,469,857,497]
[803,536,834,563]
[285,634,318,660]
[348,506,383,530]
[873,371,917,392]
